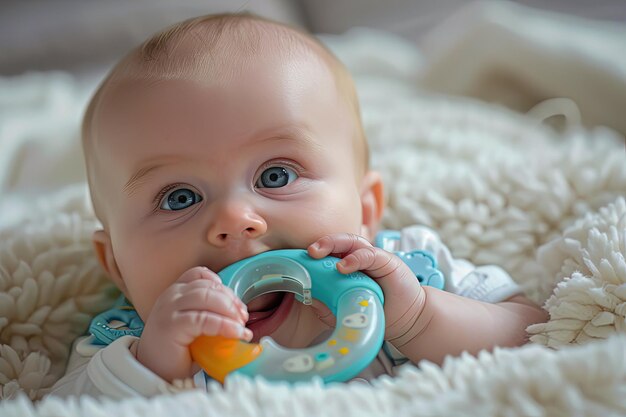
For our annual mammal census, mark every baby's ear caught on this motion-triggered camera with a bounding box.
[92,230,129,296]
[359,170,385,240]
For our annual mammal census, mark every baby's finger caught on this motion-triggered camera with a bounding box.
[216,283,249,317]
[308,233,372,259]
[183,280,248,323]
[194,267,248,321]
[177,266,222,285]
[178,311,253,342]
[177,268,248,320]
[337,247,404,279]
[176,286,247,324]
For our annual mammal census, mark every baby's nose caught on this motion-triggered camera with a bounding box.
[207,201,267,246]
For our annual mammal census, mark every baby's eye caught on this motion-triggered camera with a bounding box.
[160,188,203,211]
[255,166,298,188]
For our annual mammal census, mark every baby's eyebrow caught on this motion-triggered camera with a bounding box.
[256,125,323,152]
[123,126,321,195]
[123,160,173,196]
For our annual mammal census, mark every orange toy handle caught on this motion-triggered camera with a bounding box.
[189,335,263,384]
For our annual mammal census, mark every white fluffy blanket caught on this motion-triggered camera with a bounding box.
[1,2,626,416]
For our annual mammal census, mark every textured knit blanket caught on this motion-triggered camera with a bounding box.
[1,2,626,416]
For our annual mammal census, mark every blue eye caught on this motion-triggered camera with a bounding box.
[256,166,298,188]
[160,188,203,211]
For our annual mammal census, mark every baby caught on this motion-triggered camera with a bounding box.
[50,13,547,397]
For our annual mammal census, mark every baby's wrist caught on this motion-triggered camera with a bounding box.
[385,286,428,348]
[134,341,199,393]
[136,333,195,383]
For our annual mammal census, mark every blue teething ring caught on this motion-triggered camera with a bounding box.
[207,249,385,383]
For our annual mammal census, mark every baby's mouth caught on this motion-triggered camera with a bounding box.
[245,292,295,340]
[246,292,285,325]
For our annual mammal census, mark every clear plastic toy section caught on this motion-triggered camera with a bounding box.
[190,249,385,384]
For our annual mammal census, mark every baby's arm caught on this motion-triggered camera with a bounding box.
[50,266,251,398]
[387,288,547,365]
[49,335,185,398]
[308,234,547,366]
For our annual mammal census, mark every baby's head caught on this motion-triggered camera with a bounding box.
[83,13,384,321]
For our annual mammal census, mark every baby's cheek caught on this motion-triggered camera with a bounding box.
[122,266,171,321]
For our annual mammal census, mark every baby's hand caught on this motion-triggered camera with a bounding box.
[136,266,251,382]
[308,234,425,341]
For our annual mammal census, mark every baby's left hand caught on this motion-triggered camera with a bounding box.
[308,234,425,341]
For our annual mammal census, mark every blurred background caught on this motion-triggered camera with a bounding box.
[2,0,626,76]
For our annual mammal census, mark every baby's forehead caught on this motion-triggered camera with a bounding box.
[115,17,336,85]
[93,40,350,147]
[84,15,367,181]
[93,48,340,136]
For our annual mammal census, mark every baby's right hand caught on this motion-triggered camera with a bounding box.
[135,266,251,382]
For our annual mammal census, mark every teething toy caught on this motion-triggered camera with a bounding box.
[88,234,444,384]
[190,249,385,384]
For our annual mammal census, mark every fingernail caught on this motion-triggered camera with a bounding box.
[339,258,352,269]
[244,329,253,341]
[310,242,320,251]
[240,307,249,321]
